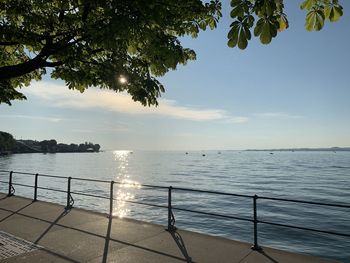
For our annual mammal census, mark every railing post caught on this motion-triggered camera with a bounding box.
[8,171,14,196]
[66,176,72,209]
[167,186,175,231]
[109,181,114,217]
[252,194,261,250]
[33,173,39,201]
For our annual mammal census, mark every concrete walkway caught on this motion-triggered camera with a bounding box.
[0,193,337,263]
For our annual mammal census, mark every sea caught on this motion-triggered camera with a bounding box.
[0,150,349,262]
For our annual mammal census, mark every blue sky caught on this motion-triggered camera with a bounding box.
[1,1,350,150]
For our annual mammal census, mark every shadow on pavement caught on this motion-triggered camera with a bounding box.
[0,197,189,262]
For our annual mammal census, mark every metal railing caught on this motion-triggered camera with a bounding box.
[0,169,349,251]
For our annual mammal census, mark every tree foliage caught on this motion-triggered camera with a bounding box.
[0,131,16,152]
[0,131,101,153]
[0,0,222,105]
[0,0,343,105]
[228,0,343,49]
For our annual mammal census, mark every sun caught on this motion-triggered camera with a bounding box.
[118,75,127,84]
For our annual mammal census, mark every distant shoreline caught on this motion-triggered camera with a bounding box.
[245,147,350,152]
[0,131,101,155]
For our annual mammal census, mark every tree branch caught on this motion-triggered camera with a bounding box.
[0,38,55,79]
[0,41,20,46]
[82,3,91,22]
[44,61,63,67]
[0,36,84,80]
[0,55,47,80]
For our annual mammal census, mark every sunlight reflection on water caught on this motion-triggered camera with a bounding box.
[113,150,141,217]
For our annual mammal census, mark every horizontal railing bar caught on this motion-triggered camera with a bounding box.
[9,171,69,179]
[37,186,67,194]
[2,169,350,209]
[121,199,168,209]
[0,180,8,184]
[259,196,350,208]
[173,187,253,198]
[172,206,254,222]
[71,177,110,183]
[11,182,33,188]
[111,181,168,189]
[259,220,350,237]
[37,174,69,179]
[136,183,169,190]
[11,171,37,176]
[70,191,110,200]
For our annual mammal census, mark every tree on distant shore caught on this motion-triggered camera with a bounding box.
[39,139,57,153]
[0,131,101,153]
[0,131,16,152]
[1,0,343,105]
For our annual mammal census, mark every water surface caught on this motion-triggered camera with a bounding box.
[0,150,349,261]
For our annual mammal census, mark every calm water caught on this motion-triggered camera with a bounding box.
[0,151,349,262]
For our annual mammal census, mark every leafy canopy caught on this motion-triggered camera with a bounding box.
[0,0,343,105]
[0,0,221,105]
[228,0,343,49]
[0,131,15,152]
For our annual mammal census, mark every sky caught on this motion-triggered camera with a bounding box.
[1,2,350,151]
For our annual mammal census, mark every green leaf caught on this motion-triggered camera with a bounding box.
[227,22,250,49]
[315,11,325,31]
[227,38,237,48]
[278,14,289,32]
[254,19,264,37]
[254,17,278,45]
[325,5,343,22]
[227,24,239,47]
[127,45,137,54]
[230,0,241,8]
[230,6,244,18]
[305,11,316,31]
[245,15,255,28]
[306,10,325,31]
[254,0,277,17]
[228,23,239,39]
[230,0,250,18]
[238,28,248,49]
[208,18,217,29]
[260,22,272,44]
[199,21,207,30]
[300,0,316,10]
[243,25,251,41]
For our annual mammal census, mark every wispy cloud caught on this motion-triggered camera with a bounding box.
[71,125,130,134]
[25,81,248,123]
[0,114,62,122]
[255,112,304,119]
[225,116,250,123]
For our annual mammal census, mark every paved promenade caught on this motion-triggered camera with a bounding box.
[0,193,337,263]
